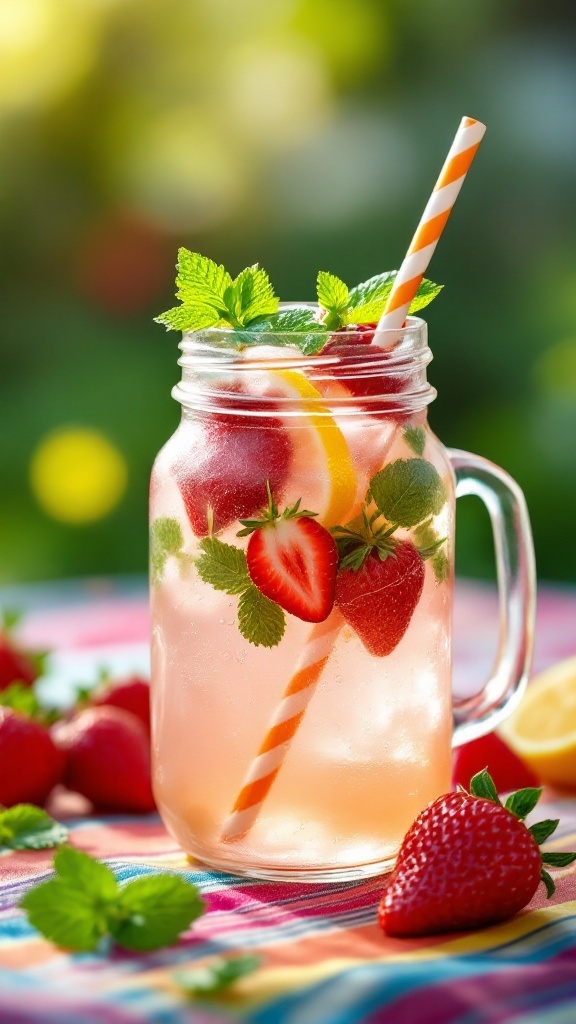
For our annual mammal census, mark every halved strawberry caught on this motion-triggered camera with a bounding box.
[240,489,338,623]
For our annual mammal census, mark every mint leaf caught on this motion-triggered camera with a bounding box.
[370,459,447,529]
[174,954,261,996]
[317,272,349,315]
[0,683,41,718]
[21,847,205,953]
[504,787,543,821]
[238,586,286,647]
[403,426,426,457]
[155,249,279,332]
[150,517,185,585]
[529,819,560,844]
[226,265,278,325]
[343,272,442,325]
[53,846,119,898]
[195,537,250,595]
[541,852,576,867]
[408,279,443,313]
[0,806,68,852]
[112,875,205,953]
[469,769,501,804]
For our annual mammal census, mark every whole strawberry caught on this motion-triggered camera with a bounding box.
[333,509,429,656]
[52,707,156,813]
[91,675,150,733]
[379,770,576,937]
[0,707,66,807]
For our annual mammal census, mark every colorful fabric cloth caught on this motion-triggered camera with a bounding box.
[1,579,576,1022]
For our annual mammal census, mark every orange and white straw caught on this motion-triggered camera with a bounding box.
[374,115,486,342]
[221,611,343,843]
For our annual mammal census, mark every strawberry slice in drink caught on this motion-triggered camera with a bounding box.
[174,403,293,537]
[240,488,338,623]
[319,323,414,418]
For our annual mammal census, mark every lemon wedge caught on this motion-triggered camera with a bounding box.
[268,368,358,529]
[500,657,576,787]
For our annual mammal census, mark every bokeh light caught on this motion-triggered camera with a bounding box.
[30,428,128,525]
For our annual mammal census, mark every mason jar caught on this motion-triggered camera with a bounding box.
[149,312,535,882]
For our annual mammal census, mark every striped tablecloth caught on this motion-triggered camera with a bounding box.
[1,578,576,1023]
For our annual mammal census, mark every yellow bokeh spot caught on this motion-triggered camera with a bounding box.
[30,428,128,525]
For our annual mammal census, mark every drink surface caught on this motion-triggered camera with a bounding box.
[150,354,454,878]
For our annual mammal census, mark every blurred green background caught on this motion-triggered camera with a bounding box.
[1,0,575,584]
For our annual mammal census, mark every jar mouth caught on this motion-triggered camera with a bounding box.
[174,307,436,417]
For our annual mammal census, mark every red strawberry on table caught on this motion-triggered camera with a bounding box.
[240,487,338,623]
[91,675,150,734]
[0,708,65,807]
[453,731,540,793]
[378,770,576,937]
[52,707,156,813]
[0,614,42,691]
[174,407,292,537]
[334,531,425,657]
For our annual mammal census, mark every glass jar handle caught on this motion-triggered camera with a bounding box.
[448,449,536,747]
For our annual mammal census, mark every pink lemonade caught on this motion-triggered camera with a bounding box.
[150,316,456,880]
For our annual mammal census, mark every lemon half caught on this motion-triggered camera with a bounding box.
[500,657,576,787]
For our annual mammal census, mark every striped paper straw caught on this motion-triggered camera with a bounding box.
[221,611,343,843]
[374,116,486,342]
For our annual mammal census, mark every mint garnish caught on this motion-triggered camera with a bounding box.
[174,953,261,996]
[316,270,443,330]
[235,308,328,355]
[155,249,278,332]
[20,846,205,953]
[238,586,286,648]
[0,805,68,852]
[403,426,426,457]
[413,518,449,583]
[369,459,447,529]
[194,535,286,647]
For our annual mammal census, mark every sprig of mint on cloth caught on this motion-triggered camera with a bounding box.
[155,249,443,353]
[20,846,205,953]
[174,954,261,997]
[0,805,68,852]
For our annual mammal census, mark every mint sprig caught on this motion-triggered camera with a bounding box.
[174,954,261,996]
[316,270,443,330]
[413,518,449,584]
[0,806,68,852]
[20,847,205,953]
[235,308,328,355]
[403,426,426,457]
[194,536,286,647]
[155,249,279,332]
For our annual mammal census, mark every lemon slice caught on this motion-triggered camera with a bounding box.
[500,657,576,787]
[267,368,358,529]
